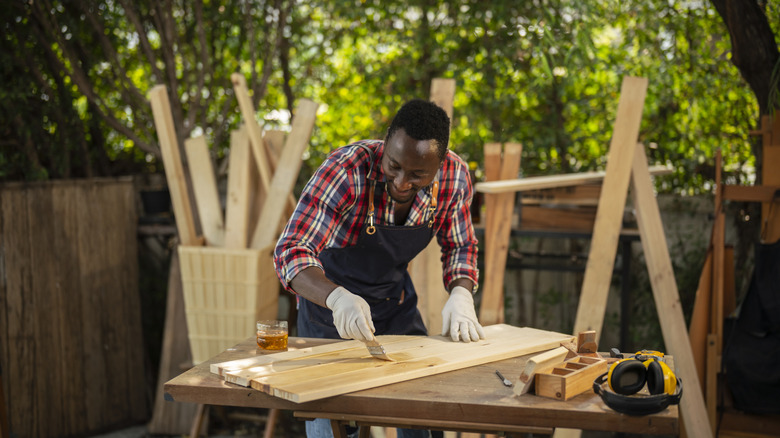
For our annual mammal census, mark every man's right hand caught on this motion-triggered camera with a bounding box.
[325,286,375,341]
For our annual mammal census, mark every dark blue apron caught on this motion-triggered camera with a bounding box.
[297,146,438,339]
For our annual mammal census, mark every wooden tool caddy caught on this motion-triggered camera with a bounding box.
[535,356,608,401]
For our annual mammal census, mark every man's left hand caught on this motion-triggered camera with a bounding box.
[441,286,486,342]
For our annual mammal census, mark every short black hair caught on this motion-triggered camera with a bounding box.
[385,99,450,160]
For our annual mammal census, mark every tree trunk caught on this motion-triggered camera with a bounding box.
[710,0,779,116]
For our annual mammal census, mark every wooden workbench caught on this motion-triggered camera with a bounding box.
[164,336,678,436]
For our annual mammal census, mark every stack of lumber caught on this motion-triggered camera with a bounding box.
[148,76,318,365]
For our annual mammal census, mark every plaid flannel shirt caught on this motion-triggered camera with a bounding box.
[273,140,479,293]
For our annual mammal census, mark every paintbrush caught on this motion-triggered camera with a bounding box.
[362,336,394,361]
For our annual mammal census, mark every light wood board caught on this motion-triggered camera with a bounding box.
[572,76,647,340]
[474,165,671,194]
[148,85,199,245]
[630,143,712,438]
[185,135,225,247]
[250,99,318,249]
[224,126,254,249]
[212,324,574,403]
[480,143,522,325]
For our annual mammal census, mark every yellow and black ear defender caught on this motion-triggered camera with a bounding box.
[607,351,676,396]
[594,350,683,415]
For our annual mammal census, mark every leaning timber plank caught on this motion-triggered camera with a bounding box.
[250,99,318,249]
[231,73,272,192]
[480,143,522,325]
[513,346,569,395]
[149,85,199,245]
[630,143,712,438]
[712,148,725,357]
[478,143,502,324]
[148,250,199,435]
[224,126,254,249]
[572,76,648,340]
[253,325,573,403]
[408,77,455,332]
[185,136,225,247]
[474,165,671,194]
[688,249,712,395]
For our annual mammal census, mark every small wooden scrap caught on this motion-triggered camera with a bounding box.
[513,346,569,396]
[576,330,600,358]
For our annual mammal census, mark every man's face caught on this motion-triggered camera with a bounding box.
[381,128,442,205]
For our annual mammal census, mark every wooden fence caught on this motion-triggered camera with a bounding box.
[0,178,147,437]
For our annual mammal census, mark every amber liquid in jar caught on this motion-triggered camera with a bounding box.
[256,332,288,350]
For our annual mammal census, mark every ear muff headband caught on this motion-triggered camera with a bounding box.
[593,372,683,416]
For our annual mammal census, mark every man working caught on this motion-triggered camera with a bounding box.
[274,99,484,437]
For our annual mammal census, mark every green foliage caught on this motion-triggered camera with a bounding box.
[2,0,778,194]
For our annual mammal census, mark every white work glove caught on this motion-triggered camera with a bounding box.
[441,286,486,342]
[326,286,376,341]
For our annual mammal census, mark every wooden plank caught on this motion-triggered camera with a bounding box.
[149,85,199,245]
[408,78,455,333]
[185,135,226,247]
[572,76,648,339]
[474,165,671,194]
[250,99,318,249]
[520,184,602,206]
[261,130,296,232]
[148,250,200,434]
[630,143,712,438]
[723,246,735,317]
[513,346,569,395]
[722,184,780,202]
[479,143,503,324]
[1,187,35,436]
[52,183,88,435]
[231,73,272,192]
[224,126,254,249]
[217,325,574,403]
[712,148,725,357]
[762,145,780,243]
[480,143,522,325]
[688,250,712,395]
[519,205,597,231]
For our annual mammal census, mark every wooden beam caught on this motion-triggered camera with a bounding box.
[224,126,255,249]
[184,136,225,247]
[250,99,318,249]
[688,250,712,395]
[722,184,780,202]
[630,143,712,438]
[148,85,199,245]
[231,73,272,192]
[572,76,648,339]
[475,165,671,194]
[480,143,522,325]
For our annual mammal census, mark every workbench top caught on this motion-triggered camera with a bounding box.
[164,336,678,435]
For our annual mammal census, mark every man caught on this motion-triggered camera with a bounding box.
[274,99,484,437]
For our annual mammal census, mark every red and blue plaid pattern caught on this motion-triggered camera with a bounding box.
[274,140,479,293]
